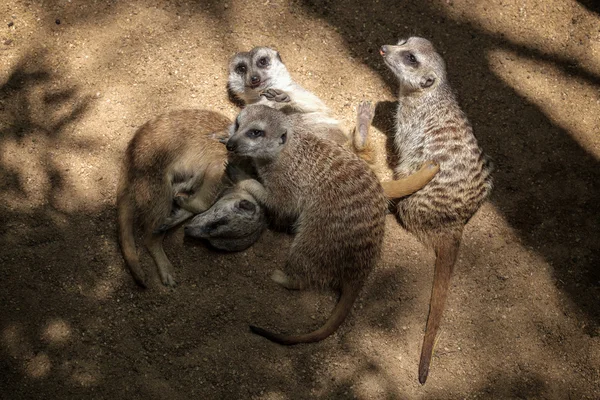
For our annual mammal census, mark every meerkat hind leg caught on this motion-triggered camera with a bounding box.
[271,269,306,290]
[352,101,376,163]
[144,231,177,287]
[382,161,440,199]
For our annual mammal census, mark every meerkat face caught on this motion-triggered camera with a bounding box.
[225,105,290,161]
[227,47,291,102]
[184,190,261,240]
[380,36,446,93]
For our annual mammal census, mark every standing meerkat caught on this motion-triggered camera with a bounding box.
[117,110,266,287]
[380,36,493,384]
[227,46,439,198]
[226,104,387,344]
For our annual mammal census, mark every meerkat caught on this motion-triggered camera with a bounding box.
[380,37,493,384]
[227,46,439,198]
[183,175,266,252]
[226,104,387,344]
[117,110,266,287]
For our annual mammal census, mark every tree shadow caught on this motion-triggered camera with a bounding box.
[295,0,600,334]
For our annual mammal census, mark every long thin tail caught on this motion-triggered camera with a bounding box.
[250,282,361,345]
[418,235,461,385]
[117,181,147,288]
[381,161,439,199]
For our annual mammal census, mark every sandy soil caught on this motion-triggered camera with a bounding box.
[1,0,599,399]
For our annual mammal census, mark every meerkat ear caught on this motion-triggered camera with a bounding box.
[280,130,287,145]
[276,51,283,63]
[420,74,436,88]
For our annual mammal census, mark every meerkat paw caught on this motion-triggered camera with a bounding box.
[160,271,177,287]
[173,192,190,207]
[154,204,194,233]
[260,88,291,103]
[270,269,304,290]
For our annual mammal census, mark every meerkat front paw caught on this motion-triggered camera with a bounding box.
[261,88,291,103]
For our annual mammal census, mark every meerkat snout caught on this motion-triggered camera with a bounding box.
[226,140,237,152]
[249,75,261,87]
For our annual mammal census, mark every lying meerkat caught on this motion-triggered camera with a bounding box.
[226,104,387,344]
[117,110,266,287]
[183,169,266,252]
[380,36,493,384]
[227,46,439,198]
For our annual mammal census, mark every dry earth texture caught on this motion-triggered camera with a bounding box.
[1,0,599,399]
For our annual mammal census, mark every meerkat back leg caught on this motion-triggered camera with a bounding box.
[381,161,440,199]
[352,101,376,164]
[143,230,177,287]
[271,269,306,290]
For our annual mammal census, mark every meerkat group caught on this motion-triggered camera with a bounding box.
[117,37,491,384]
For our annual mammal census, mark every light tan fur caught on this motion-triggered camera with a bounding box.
[117,110,232,287]
[381,37,493,384]
[226,104,387,344]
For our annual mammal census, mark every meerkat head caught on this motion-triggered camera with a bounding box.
[184,189,262,241]
[380,37,447,94]
[225,105,291,161]
[227,47,291,104]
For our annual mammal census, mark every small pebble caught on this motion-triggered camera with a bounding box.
[8,21,14,27]
[55,19,61,25]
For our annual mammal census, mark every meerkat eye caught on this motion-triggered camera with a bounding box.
[257,57,269,67]
[235,64,247,74]
[406,53,417,64]
[234,117,240,132]
[246,129,264,138]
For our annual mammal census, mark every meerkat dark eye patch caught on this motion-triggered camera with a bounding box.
[235,63,247,74]
[257,56,270,68]
[236,199,256,212]
[206,218,229,231]
[246,129,264,138]
[402,52,418,66]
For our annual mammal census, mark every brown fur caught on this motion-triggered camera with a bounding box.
[227,47,438,198]
[381,37,493,383]
[227,105,387,344]
[117,110,231,287]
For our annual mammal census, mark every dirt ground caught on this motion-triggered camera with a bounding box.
[1,0,599,399]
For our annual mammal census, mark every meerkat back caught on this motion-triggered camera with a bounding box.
[226,104,387,344]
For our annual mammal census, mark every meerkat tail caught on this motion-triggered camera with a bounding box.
[249,281,362,345]
[418,235,461,385]
[381,161,439,199]
[117,183,147,288]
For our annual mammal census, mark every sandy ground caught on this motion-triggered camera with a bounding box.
[1,0,599,399]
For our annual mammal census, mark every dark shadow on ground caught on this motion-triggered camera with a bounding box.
[296,0,600,333]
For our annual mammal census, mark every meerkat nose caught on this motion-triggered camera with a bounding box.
[379,46,388,56]
[226,141,237,151]
[250,75,260,84]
